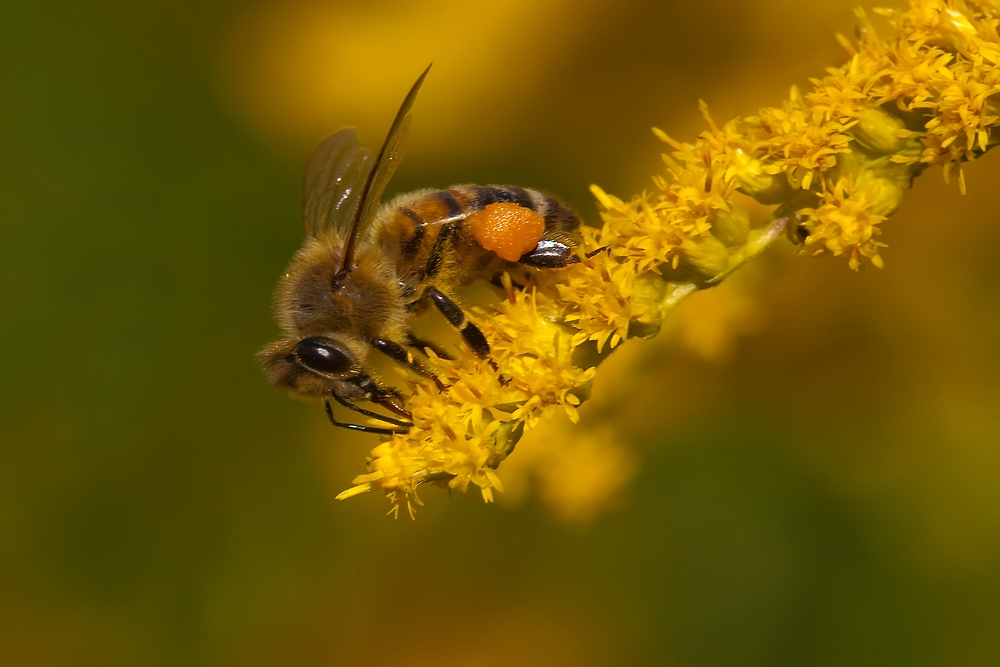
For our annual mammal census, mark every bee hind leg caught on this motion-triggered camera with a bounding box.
[519,241,610,268]
[518,239,577,268]
[425,286,490,359]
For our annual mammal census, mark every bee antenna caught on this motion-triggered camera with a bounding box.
[337,63,432,281]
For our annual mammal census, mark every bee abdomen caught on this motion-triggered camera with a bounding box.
[384,185,582,268]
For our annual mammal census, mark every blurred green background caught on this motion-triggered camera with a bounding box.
[3,0,999,664]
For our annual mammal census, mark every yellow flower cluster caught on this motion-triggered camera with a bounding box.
[336,279,598,518]
[338,0,1000,517]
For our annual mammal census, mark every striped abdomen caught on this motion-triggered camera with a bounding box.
[377,185,582,286]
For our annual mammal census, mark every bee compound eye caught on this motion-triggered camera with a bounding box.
[294,337,353,376]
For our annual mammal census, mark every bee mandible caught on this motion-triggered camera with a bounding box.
[259,66,583,434]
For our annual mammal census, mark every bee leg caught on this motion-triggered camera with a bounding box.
[426,286,490,359]
[350,373,413,420]
[524,244,609,267]
[489,273,529,291]
[519,239,577,268]
[372,337,448,391]
[372,392,413,420]
[330,392,412,428]
[420,221,458,282]
[405,333,454,361]
[324,400,410,435]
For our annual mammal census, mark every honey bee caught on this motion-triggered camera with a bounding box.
[259,66,582,434]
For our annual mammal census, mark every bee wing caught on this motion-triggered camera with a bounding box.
[302,128,375,238]
[338,65,430,272]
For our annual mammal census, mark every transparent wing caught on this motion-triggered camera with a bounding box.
[356,112,411,233]
[339,65,430,271]
[302,128,374,238]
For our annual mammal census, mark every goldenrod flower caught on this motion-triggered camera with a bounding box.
[338,0,1000,517]
[797,177,890,269]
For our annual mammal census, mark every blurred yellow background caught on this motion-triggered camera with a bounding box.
[2,0,999,664]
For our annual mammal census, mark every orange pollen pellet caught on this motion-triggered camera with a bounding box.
[466,202,546,262]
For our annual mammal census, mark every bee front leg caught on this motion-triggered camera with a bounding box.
[372,337,448,391]
[405,333,454,361]
[324,399,409,435]
[350,372,412,419]
[329,392,411,428]
[425,286,491,359]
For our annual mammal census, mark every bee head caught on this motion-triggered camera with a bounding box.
[258,335,368,400]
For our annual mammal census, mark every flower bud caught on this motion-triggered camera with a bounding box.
[710,203,751,247]
[625,272,671,339]
[678,236,730,278]
[862,176,904,217]
[491,420,525,461]
[851,106,908,155]
[732,150,794,204]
